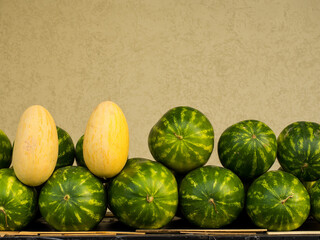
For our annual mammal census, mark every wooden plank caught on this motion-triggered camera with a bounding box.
[268,231,320,235]
[136,229,267,234]
[180,231,257,235]
[0,231,145,237]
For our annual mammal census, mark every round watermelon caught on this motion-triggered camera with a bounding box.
[179,165,245,228]
[39,166,107,231]
[246,170,310,231]
[108,158,178,229]
[0,168,37,230]
[75,135,86,168]
[56,126,75,169]
[0,129,12,168]
[309,180,320,222]
[277,121,320,181]
[148,106,214,173]
[218,120,277,180]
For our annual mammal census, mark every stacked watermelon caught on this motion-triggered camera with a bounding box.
[1,104,320,232]
[56,126,75,169]
[0,129,12,169]
[108,158,178,229]
[39,166,107,231]
[218,120,277,181]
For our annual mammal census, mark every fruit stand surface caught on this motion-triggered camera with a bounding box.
[1,214,320,240]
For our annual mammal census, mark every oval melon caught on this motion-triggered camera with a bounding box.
[12,105,58,186]
[83,101,129,178]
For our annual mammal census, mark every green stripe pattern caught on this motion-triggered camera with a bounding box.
[148,106,214,173]
[39,166,107,231]
[75,135,87,168]
[309,180,320,221]
[108,158,178,229]
[0,168,37,230]
[218,120,277,180]
[179,165,245,228]
[246,170,310,231]
[277,121,320,181]
[0,129,12,168]
[56,127,75,169]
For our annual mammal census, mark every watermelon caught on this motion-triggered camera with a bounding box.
[56,126,75,169]
[303,180,316,193]
[148,106,214,173]
[75,135,86,168]
[309,180,320,222]
[277,121,320,181]
[0,168,37,230]
[39,166,107,231]
[108,158,178,229]
[179,165,245,228]
[246,170,310,231]
[0,130,12,168]
[218,120,277,180]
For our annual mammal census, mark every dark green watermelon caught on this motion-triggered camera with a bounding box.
[303,180,316,193]
[246,170,310,231]
[39,166,107,231]
[0,168,37,230]
[148,106,214,173]
[0,129,12,168]
[108,158,178,229]
[75,135,86,168]
[179,165,245,228]
[56,126,75,169]
[218,120,277,180]
[277,121,320,181]
[309,180,320,222]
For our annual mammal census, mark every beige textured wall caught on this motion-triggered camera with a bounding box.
[1,0,319,170]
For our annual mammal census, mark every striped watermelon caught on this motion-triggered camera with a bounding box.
[108,158,178,229]
[56,126,75,169]
[246,170,310,231]
[303,181,316,193]
[0,130,12,168]
[0,168,37,230]
[179,165,245,228]
[277,121,320,181]
[148,106,214,173]
[75,135,86,168]
[309,180,320,222]
[218,120,277,180]
[39,166,107,231]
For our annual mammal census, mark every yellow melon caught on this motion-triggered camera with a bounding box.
[12,105,58,186]
[83,101,129,178]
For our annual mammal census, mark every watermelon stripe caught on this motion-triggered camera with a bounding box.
[246,170,310,231]
[277,121,320,181]
[108,158,178,229]
[218,120,277,180]
[179,166,245,228]
[149,106,214,173]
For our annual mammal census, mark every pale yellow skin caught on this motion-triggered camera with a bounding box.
[83,101,129,178]
[12,105,58,187]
